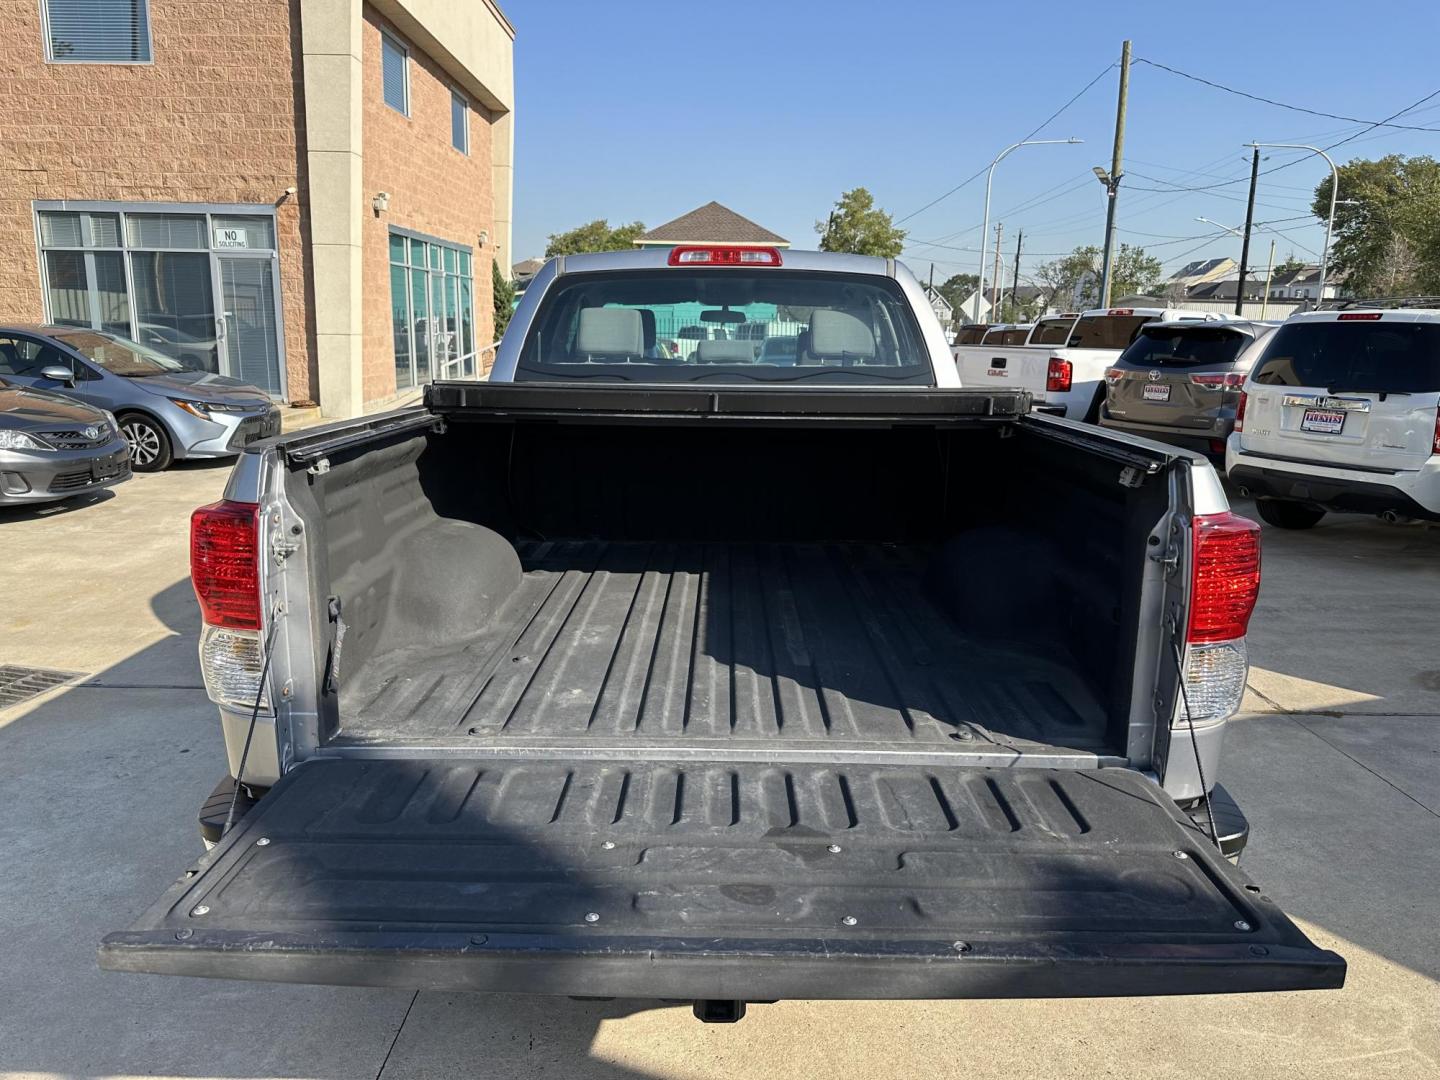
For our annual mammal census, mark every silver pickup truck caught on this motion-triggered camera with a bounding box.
[101,248,1343,1021]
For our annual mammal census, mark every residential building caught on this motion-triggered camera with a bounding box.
[1268,265,1342,302]
[2,0,514,417]
[1165,258,1236,295]
[633,202,789,249]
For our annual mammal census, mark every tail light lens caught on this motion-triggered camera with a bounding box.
[192,500,261,630]
[668,246,782,266]
[1432,407,1440,455]
[1104,367,1124,385]
[1234,391,1248,432]
[1189,373,1246,389]
[1188,512,1261,644]
[1046,357,1073,393]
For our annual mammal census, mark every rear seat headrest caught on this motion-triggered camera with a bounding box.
[696,339,757,364]
[575,308,643,359]
[809,309,877,360]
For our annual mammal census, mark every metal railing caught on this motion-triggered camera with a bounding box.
[436,340,502,380]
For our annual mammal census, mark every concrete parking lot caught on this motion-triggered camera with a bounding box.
[2,464,1437,1080]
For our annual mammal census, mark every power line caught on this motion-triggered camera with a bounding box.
[895,62,1115,224]
[1133,57,1440,132]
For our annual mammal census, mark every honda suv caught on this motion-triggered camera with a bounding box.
[1101,320,1278,461]
[1226,301,1440,528]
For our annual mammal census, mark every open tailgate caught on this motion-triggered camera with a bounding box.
[100,758,1343,999]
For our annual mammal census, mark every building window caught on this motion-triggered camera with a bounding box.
[388,230,475,391]
[381,32,409,115]
[43,0,153,63]
[34,204,287,396]
[451,90,469,154]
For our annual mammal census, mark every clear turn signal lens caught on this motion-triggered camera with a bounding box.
[199,625,271,711]
[1180,639,1247,723]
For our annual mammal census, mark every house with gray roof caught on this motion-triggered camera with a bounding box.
[633,201,789,249]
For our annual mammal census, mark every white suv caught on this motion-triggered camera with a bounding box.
[1226,302,1440,528]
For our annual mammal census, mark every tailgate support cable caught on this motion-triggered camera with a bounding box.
[1168,627,1221,850]
[223,609,281,837]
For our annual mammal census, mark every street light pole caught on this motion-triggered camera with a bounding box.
[973,137,1083,322]
[1247,142,1340,303]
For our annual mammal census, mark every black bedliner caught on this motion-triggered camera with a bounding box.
[101,758,1343,999]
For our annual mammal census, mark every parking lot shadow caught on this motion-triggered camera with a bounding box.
[0,575,698,1080]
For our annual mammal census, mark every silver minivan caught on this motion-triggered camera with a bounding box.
[1100,320,1278,461]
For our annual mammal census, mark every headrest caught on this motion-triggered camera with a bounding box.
[695,339,757,364]
[575,308,643,358]
[808,310,877,360]
[637,308,657,348]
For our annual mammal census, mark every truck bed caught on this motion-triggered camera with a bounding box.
[337,540,1110,758]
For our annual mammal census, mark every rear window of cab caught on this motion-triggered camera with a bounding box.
[1253,318,1440,393]
[516,269,933,385]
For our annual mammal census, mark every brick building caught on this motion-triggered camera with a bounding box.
[1,0,514,417]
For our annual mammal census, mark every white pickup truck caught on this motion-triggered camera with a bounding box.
[954,307,1237,420]
[100,248,1341,1021]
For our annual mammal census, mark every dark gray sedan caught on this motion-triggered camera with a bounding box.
[1099,319,1278,462]
[0,381,130,506]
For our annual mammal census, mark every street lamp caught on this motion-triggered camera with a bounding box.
[1246,142,1339,303]
[972,137,1083,321]
[1093,165,1123,306]
[1197,218,1276,316]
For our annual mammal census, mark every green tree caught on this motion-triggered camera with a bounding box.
[1274,254,1307,275]
[816,188,907,257]
[1313,155,1440,296]
[544,219,647,257]
[492,260,515,340]
[1035,244,1162,310]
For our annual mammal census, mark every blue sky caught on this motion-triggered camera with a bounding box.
[506,0,1440,285]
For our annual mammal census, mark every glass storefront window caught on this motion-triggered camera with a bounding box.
[388,230,475,390]
[43,251,90,326]
[35,203,284,395]
[125,213,206,249]
[130,251,218,373]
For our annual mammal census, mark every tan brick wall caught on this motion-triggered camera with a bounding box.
[361,4,495,404]
[0,0,316,401]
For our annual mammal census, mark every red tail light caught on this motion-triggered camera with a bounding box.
[1046,357,1073,393]
[1104,367,1124,384]
[1337,312,1382,321]
[191,500,261,630]
[1433,407,1440,455]
[1189,373,1246,389]
[1234,391,1248,432]
[668,246,782,267]
[1188,512,1261,644]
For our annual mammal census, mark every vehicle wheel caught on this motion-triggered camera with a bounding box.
[118,413,173,472]
[1255,500,1326,530]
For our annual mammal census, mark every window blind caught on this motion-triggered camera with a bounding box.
[45,0,152,62]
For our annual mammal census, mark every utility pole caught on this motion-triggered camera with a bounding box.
[991,223,1004,318]
[1010,230,1023,320]
[1236,146,1260,316]
[1098,39,1131,309]
[1260,238,1277,320]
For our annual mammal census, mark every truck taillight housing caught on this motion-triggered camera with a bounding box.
[1046,357,1073,393]
[1433,406,1440,455]
[1179,511,1261,728]
[192,500,261,630]
[1188,512,1261,644]
[1234,391,1248,432]
[192,500,270,712]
